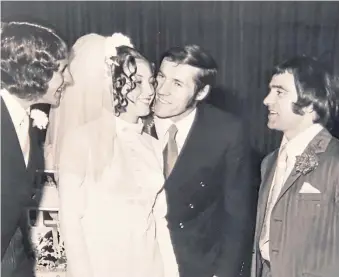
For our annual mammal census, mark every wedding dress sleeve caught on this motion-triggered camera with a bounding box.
[58,127,93,277]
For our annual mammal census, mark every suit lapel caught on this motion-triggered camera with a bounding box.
[1,98,27,171]
[164,104,207,187]
[1,99,43,194]
[1,98,35,226]
[26,118,44,189]
[256,151,278,240]
[256,128,332,247]
[27,119,37,175]
[276,128,332,203]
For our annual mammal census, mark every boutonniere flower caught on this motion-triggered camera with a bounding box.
[30,109,49,130]
[295,146,319,175]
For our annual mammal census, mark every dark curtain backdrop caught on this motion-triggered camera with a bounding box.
[2,1,339,159]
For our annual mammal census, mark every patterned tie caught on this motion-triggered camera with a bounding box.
[163,124,178,179]
[259,144,288,261]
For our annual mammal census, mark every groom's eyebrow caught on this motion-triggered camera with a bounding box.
[173,78,184,85]
[269,84,288,92]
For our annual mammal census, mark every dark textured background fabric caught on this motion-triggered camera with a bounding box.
[2,1,339,158]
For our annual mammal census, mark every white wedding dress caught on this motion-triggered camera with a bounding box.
[57,114,178,277]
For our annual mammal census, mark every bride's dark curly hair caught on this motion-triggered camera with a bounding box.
[109,46,155,116]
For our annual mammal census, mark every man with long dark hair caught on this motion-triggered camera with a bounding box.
[1,21,71,277]
[252,56,339,277]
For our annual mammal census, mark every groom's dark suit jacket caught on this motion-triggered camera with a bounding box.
[154,103,258,277]
[1,98,44,277]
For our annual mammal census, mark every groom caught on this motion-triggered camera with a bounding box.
[1,21,71,277]
[251,56,339,277]
[151,45,258,277]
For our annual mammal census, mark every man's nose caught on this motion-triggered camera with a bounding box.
[64,70,74,86]
[147,83,155,97]
[263,92,274,106]
[156,81,170,96]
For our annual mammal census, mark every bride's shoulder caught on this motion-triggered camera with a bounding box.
[63,116,112,150]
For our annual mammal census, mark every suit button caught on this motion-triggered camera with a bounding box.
[179,222,184,228]
[189,203,194,209]
[240,261,244,274]
[200,182,206,187]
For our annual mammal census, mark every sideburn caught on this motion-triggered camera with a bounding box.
[185,95,198,110]
[185,87,202,109]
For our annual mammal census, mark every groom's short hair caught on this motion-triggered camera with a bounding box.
[160,44,218,93]
[1,21,68,100]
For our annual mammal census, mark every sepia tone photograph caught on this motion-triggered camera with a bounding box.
[1,1,339,277]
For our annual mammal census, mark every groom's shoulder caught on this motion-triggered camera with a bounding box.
[202,103,241,122]
[261,149,278,170]
[200,103,244,132]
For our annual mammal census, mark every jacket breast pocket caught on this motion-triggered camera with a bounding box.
[297,193,323,201]
[302,273,321,277]
[296,193,323,220]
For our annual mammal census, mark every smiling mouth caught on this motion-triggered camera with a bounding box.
[55,84,66,96]
[156,96,170,104]
[268,110,278,116]
[140,98,152,105]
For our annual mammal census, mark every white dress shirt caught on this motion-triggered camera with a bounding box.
[1,89,30,166]
[279,123,323,183]
[155,108,197,154]
[260,123,323,261]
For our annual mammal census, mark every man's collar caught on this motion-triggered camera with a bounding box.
[175,108,196,134]
[280,123,324,158]
[154,108,197,138]
[0,89,30,129]
[154,116,172,139]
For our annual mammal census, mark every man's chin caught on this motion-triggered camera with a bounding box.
[155,114,169,119]
[139,110,151,117]
[267,122,274,130]
[153,109,170,119]
[267,122,282,132]
[50,100,60,108]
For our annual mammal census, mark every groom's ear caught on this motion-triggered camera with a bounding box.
[195,85,210,101]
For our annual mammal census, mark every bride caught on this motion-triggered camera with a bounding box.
[45,33,178,277]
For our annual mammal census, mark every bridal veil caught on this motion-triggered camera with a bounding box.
[46,33,133,179]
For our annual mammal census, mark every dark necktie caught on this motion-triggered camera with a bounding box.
[163,124,178,179]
